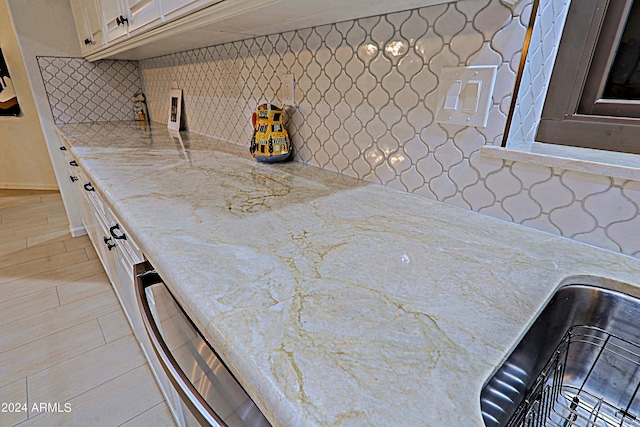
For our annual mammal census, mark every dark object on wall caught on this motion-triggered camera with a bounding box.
[0,48,21,117]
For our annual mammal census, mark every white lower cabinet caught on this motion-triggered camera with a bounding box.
[61,146,185,426]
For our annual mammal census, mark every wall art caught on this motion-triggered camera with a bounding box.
[167,88,183,131]
[0,49,20,116]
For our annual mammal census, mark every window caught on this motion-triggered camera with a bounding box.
[536,0,640,154]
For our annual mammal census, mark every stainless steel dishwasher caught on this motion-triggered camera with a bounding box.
[135,261,271,427]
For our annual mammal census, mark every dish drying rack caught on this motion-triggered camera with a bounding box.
[508,325,640,427]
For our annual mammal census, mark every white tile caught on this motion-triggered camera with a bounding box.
[390,148,412,180]
[479,201,513,222]
[449,159,480,191]
[502,191,543,223]
[493,63,518,105]
[485,167,522,200]
[456,0,491,19]
[607,216,640,255]
[449,25,485,63]
[529,175,574,213]
[491,13,527,65]
[398,10,428,42]
[430,172,457,200]
[462,181,496,211]
[416,154,444,183]
[622,180,640,206]
[573,227,622,254]
[510,161,552,190]
[522,213,562,235]
[549,203,597,238]
[400,166,425,192]
[478,104,508,146]
[433,5,467,43]
[452,127,486,158]
[433,140,463,171]
[584,187,637,227]
[472,0,512,43]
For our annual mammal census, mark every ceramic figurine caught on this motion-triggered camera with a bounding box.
[250,103,291,163]
[133,91,149,123]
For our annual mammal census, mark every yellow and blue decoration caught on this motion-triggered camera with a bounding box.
[250,103,291,163]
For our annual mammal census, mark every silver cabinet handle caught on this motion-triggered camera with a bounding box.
[135,262,225,427]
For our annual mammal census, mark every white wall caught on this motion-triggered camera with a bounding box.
[6,0,85,233]
[0,0,57,190]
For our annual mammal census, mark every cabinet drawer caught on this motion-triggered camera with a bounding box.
[104,204,144,267]
[75,168,106,216]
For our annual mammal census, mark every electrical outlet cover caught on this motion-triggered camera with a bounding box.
[281,74,295,106]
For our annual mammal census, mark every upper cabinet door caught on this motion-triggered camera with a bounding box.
[100,0,128,43]
[69,0,105,54]
[159,0,222,22]
[123,0,162,33]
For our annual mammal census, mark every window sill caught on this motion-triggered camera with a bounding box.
[481,141,640,181]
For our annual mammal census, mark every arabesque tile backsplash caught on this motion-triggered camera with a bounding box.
[40,0,640,257]
[37,57,141,123]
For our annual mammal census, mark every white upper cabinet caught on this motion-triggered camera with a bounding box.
[159,0,221,22]
[69,0,105,55]
[79,0,458,61]
[100,0,129,43]
[124,0,162,33]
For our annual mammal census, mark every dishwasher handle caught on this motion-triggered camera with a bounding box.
[135,262,226,427]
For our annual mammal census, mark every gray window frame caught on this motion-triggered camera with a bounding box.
[535,0,640,155]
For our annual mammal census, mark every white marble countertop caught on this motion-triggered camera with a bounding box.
[56,121,640,426]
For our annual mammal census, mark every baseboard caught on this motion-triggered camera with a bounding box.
[69,224,88,238]
[0,183,59,191]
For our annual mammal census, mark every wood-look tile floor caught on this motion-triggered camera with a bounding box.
[0,190,176,427]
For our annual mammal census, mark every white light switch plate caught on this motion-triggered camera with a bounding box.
[435,65,498,128]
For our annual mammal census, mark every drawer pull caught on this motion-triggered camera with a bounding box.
[110,223,127,240]
[59,146,67,151]
[103,236,116,251]
[84,183,95,192]
[116,15,128,25]
[69,176,78,182]
[69,160,78,167]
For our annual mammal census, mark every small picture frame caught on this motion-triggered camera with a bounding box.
[167,88,183,130]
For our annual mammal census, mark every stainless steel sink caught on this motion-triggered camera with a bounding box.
[481,279,640,427]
